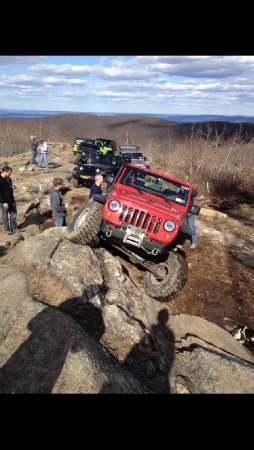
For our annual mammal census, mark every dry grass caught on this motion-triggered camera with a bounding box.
[0,114,254,200]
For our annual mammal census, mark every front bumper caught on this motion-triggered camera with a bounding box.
[72,172,95,182]
[100,220,170,255]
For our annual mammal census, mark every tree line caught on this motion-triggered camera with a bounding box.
[0,116,253,200]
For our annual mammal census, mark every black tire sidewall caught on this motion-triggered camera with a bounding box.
[65,199,103,244]
[144,253,188,301]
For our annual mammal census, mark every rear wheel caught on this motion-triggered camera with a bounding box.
[65,199,103,245]
[144,253,188,301]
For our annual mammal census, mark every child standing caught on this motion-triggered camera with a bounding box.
[38,140,49,169]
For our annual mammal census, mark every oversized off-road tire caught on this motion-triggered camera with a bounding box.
[65,198,103,245]
[73,153,81,165]
[72,178,80,188]
[143,253,188,302]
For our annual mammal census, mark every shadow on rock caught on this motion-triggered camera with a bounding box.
[99,308,175,394]
[0,297,105,394]
[18,210,52,229]
[58,297,105,341]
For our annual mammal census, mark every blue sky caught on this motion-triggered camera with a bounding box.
[1,55,254,115]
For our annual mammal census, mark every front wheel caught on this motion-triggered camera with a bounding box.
[143,253,188,301]
[65,198,103,245]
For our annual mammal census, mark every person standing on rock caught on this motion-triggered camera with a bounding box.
[49,177,68,227]
[30,135,39,166]
[185,187,198,249]
[38,140,49,169]
[0,165,19,235]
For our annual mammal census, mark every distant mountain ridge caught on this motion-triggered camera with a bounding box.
[1,109,254,124]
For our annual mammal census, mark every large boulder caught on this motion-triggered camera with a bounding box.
[0,228,254,394]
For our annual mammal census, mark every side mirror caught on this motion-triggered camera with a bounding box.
[105,174,114,184]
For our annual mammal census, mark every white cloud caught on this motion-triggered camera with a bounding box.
[0,55,254,115]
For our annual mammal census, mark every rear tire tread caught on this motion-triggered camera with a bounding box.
[65,199,103,245]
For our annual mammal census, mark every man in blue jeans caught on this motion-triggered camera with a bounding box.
[0,165,19,235]
[185,188,198,249]
[49,177,68,227]
[30,136,39,165]
[185,211,198,248]
[38,140,49,169]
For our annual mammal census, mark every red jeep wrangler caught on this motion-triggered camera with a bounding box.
[65,163,200,302]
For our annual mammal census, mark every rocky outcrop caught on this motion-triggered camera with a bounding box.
[1,144,254,394]
[0,227,254,394]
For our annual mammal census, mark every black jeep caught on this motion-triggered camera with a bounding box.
[95,138,117,153]
[73,142,101,165]
[72,137,95,155]
[72,153,125,188]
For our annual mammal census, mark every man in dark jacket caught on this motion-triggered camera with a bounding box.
[49,177,68,227]
[30,135,40,165]
[89,173,104,198]
[0,165,19,235]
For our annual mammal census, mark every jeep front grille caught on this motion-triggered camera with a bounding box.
[80,167,95,175]
[119,206,162,234]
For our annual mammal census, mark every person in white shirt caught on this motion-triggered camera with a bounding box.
[38,140,49,169]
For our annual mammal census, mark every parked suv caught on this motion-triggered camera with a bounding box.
[72,137,95,155]
[71,153,126,188]
[73,138,117,164]
[95,138,117,154]
[65,163,200,302]
[117,145,150,168]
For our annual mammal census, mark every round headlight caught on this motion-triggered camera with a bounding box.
[95,168,100,173]
[109,200,120,211]
[164,220,176,232]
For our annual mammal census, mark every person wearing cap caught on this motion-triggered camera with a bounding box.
[30,135,40,165]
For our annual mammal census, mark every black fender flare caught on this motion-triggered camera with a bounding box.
[90,194,106,203]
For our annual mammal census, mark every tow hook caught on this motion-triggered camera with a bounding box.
[106,229,113,237]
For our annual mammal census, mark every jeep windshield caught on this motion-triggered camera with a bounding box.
[121,152,144,160]
[90,154,118,165]
[96,138,117,148]
[119,167,190,206]
[79,142,99,152]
